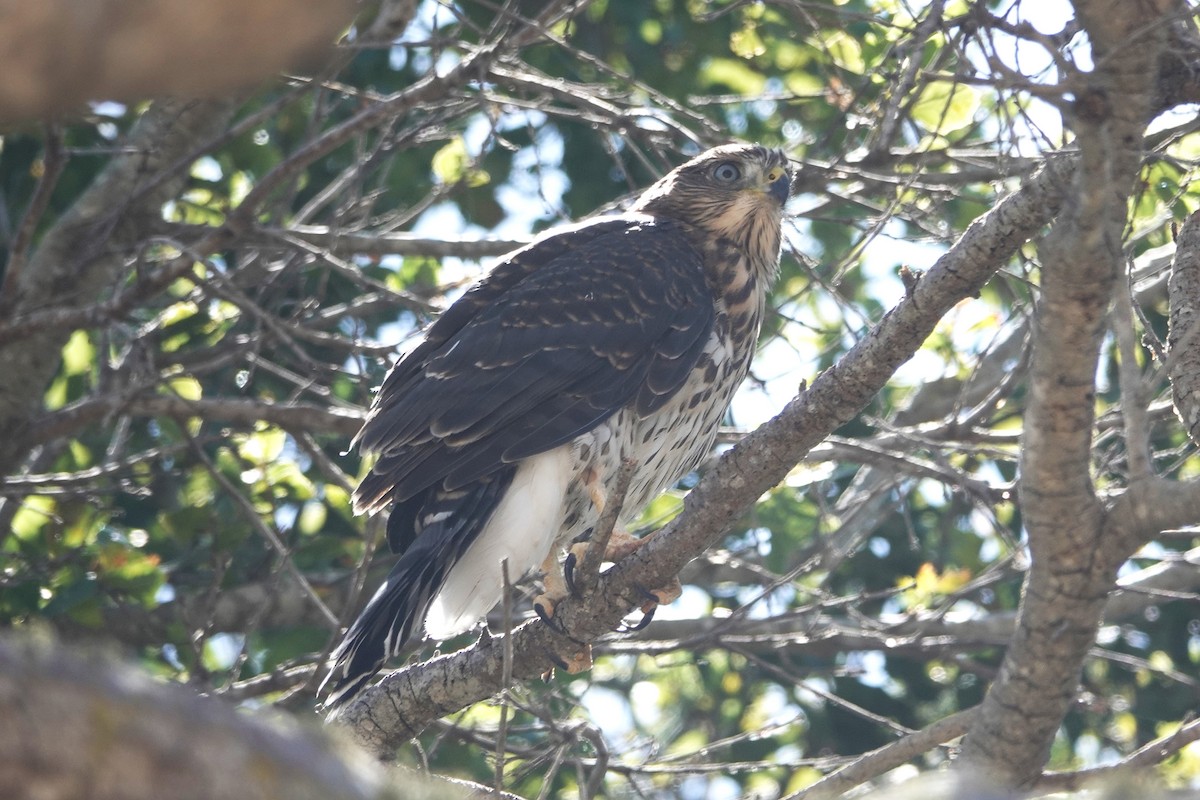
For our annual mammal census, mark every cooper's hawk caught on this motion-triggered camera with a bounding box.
[322,143,791,710]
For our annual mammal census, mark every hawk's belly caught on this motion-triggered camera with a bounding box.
[559,333,750,547]
[427,327,752,638]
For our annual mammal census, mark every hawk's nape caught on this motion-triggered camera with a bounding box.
[322,143,791,712]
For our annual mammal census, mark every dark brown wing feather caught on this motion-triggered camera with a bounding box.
[353,215,714,511]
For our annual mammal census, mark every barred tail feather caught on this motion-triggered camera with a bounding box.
[320,555,446,713]
[320,467,517,713]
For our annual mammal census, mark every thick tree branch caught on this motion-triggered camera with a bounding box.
[959,0,1172,786]
[0,632,404,800]
[0,0,353,123]
[1106,477,1200,554]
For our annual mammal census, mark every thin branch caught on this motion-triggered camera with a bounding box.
[1035,716,1200,792]
[227,0,585,223]
[1114,265,1154,480]
[494,559,514,794]
[28,394,363,455]
[783,708,976,800]
[572,458,636,597]
[183,427,339,628]
[0,125,66,314]
[1167,209,1200,446]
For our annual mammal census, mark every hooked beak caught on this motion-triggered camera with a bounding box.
[766,165,790,205]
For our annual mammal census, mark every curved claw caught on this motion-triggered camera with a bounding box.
[534,597,564,633]
[535,597,593,645]
[564,550,579,597]
[543,647,572,672]
[632,583,662,605]
[542,644,593,676]
[618,603,657,632]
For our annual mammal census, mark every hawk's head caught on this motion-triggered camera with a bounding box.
[633,143,791,273]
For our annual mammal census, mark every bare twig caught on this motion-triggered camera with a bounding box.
[1114,264,1154,480]
[1036,716,1200,792]
[784,708,977,800]
[183,427,339,628]
[495,559,514,793]
[1,125,66,313]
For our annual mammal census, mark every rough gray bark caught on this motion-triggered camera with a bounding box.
[1168,210,1200,444]
[0,632,407,800]
[957,0,1180,786]
[153,221,531,261]
[0,0,353,123]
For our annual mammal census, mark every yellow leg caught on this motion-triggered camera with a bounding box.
[585,467,607,513]
[534,549,593,674]
[603,528,644,561]
[559,644,593,674]
[643,575,682,608]
[582,467,681,610]
[583,467,641,559]
[532,549,570,620]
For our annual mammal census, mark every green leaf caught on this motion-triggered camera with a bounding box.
[432,138,468,184]
[431,137,490,187]
[238,427,286,464]
[166,376,203,401]
[12,495,56,542]
[731,25,766,59]
[96,544,165,601]
[911,81,981,134]
[61,330,95,376]
[297,501,328,535]
[822,31,864,73]
[640,19,662,45]
[159,300,200,328]
[43,375,68,410]
[700,58,767,95]
[42,575,99,616]
[263,459,314,499]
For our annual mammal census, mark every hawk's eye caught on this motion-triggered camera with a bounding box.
[712,162,741,183]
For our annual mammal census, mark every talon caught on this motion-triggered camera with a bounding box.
[543,647,571,672]
[632,582,660,606]
[565,644,593,673]
[564,550,579,597]
[535,548,572,624]
[647,576,683,608]
[533,595,559,627]
[541,643,593,676]
[618,577,682,632]
[619,604,657,632]
[560,644,593,673]
[564,541,590,597]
